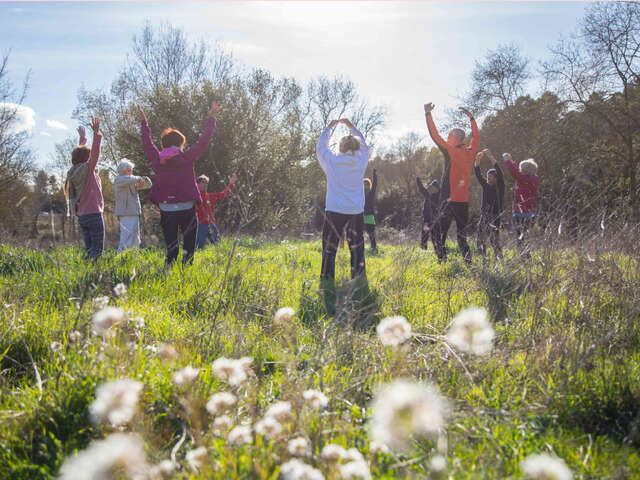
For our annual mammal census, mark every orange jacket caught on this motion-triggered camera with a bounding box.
[426,113,479,203]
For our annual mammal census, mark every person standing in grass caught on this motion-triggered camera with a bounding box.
[363,168,378,253]
[137,102,219,266]
[64,119,104,259]
[415,167,440,252]
[423,102,479,264]
[502,153,539,252]
[114,159,152,253]
[316,118,369,284]
[195,173,237,249]
[474,149,505,258]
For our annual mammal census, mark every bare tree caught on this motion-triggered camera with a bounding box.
[543,2,640,219]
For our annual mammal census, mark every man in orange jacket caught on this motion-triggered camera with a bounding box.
[424,103,479,264]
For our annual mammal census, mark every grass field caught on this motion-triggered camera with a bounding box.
[0,239,639,479]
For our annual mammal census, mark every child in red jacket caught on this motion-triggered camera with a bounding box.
[502,153,539,251]
[195,173,237,248]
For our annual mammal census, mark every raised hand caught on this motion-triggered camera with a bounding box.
[475,152,483,167]
[483,148,496,162]
[328,120,339,129]
[458,107,473,118]
[339,118,354,129]
[230,173,238,184]
[207,101,220,118]
[77,125,86,139]
[90,117,100,133]
[136,104,146,122]
[424,103,435,114]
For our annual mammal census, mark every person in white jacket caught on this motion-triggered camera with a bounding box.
[316,118,369,283]
[114,159,152,253]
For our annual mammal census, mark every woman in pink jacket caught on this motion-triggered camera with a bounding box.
[502,153,539,252]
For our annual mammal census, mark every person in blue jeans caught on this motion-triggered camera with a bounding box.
[195,173,237,249]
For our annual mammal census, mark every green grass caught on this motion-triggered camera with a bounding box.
[0,239,639,479]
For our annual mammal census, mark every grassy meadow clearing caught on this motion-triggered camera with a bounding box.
[0,238,639,479]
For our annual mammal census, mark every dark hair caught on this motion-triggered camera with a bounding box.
[339,135,361,153]
[197,174,210,183]
[161,128,186,149]
[71,146,91,165]
[449,128,465,143]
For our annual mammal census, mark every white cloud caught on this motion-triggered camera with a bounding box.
[40,131,52,137]
[46,119,69,130]
[0,103,36,134]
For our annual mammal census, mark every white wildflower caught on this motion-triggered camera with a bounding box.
[521,454,573,480]
[255,416,282,439]
[342,448,365,463]
[303,389,329,410]
[369,379,449,451]
[369,441,390,455]
[158,343,178,361]
[186,446,207,471]
[445,307,494,355]
[130,316,145,330]
[89,379,143,427]
[228,425,252,446]
[91,307,125,337]
[212,415,233,435]
[338,459,371,480]
[288,437,311,457]
[149,459,175,479]
[113,282,127,297]
[321,444,346,462]
[69,330,83,343]
[92,296,110,310]
[274,307,295,326]
[50,341,63,352]
[58,433,148,480]
[205,391,237,415]
[429,455,446,473]
[265,400,293,422]
[172,366,200,386]
[211,357,251,386]
[376,315,412,347]
[280,459,325,480]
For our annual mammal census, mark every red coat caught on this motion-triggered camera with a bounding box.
[503,160,539,214]
[196,183,234,224]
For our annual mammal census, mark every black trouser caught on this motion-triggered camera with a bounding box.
[434,201,471,263]
[365,223,377,251]
[420,220,437,251]
[477,215,501,257]
[160,207,198,265]
[514,215,535,250]
[77,213,104,259]
[321,211,366,280]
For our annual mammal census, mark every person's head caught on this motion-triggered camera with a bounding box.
[161,128,186,150]
[339,135,361,154]
[447,128,465,147]
[427,179,440,195]
[197,174,210,192]
[117,158,135,176]
[519,158,538,176]
[363,178,372,191]
[487,168,498,186]
[71,145,91,165]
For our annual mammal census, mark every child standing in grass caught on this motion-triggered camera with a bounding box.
[474,149,505,257]
[64,119,103,259]
[502,153,539,251]
[137,102,219,266]
[363,168,378,253]
[114,159,152,253]
[195,173,237,249]
[415,167,440,251]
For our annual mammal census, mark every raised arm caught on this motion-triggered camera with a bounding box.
[474,164,487,187]
[424,103,447,148]
[88,118,102,171]
[371,168,378,195]
[415,167,428,197]
[78,126,87,146]
[502,153,524,181]
[136,176,152,190]
[138,105,159,164]
[459,107,479,153]
[115,175,142,189]
[210,173,236,201]
[316,120,339,169]
[184,102,220,163]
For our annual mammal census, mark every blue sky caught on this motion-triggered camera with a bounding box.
[0,1,589,167]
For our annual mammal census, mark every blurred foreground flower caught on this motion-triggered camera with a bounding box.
[274,307,295,327]
[186,447,207,471]
[212,415,233,435]
[445,307,494,355]
[212,357,252,386]
[172,366,200,386]
[369,379,449,451]
[265,400,293,422]
[255,416,282,439]
[376,316,412,347]
[113,282,127,297]
[321,444,347,462]
[280,459,324,480]
[92,307,125,337]
[303,389,328,410]
[521,454,572,480]
[149,459,175,479]
[206,391,237,415]
[58,433,148,480]
[288,437,311,457]
[228,425,252,445]
[92,296,110,310]
[89,378,142,427]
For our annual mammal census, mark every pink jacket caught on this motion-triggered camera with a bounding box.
[504,159,539,214]
[76,132,103,216]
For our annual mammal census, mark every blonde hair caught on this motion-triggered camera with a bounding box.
[363,178,372,189]
[519,158,538,175]
[339,135,361,154]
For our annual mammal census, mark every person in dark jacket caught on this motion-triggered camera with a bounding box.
[474,149,505,257]
[416,167,440,251]
[363,168,378,252]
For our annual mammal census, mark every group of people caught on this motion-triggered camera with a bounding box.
[63,99,539,284]
[316,103,539,287]
[64,102,236,264]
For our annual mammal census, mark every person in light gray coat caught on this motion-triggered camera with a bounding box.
[114,159,152,253]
